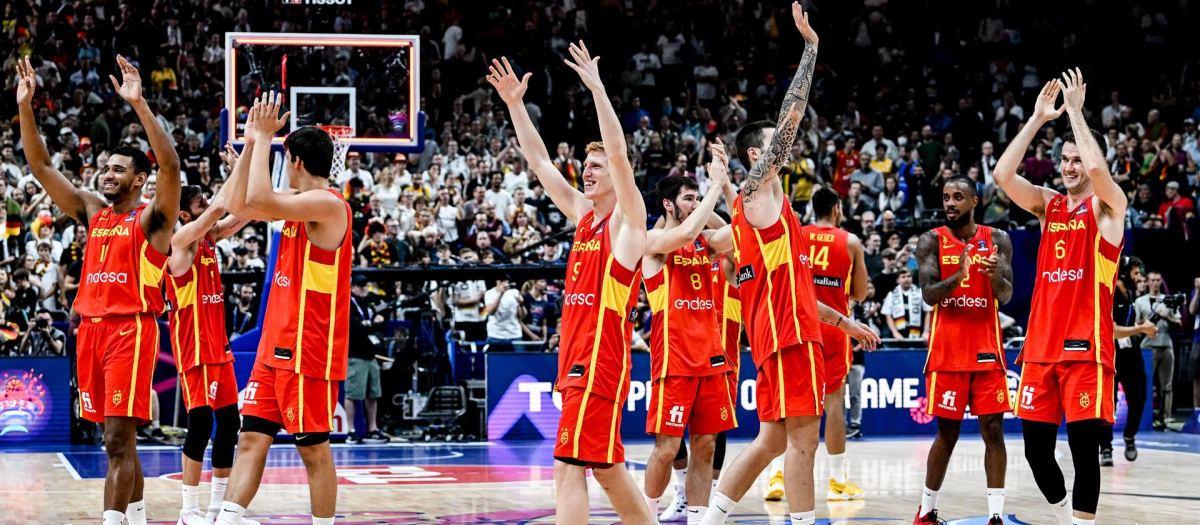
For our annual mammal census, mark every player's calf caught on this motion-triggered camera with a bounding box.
[296,439,337,523]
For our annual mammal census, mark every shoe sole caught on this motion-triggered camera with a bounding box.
[827,491,866,501]
[764,488,785,501]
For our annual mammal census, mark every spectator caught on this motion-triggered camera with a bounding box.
[1157,181,1195,227]
[832,137,861,196]
[484,279,523,351]
[849,158,885,199]
[345,275,387,443]
[228,285,257,339]
[18,309,64,356]
[445,251,487,341]
[1134,271,1183,429]
[881,268,930,340]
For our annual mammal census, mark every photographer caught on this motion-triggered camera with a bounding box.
[1100,256,1156,465]
[1134,271,1184,429]
[484,279,524,352]
[18,309,64,356]
[346,275,388,444]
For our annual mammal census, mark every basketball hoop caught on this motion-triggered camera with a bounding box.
[318,125,355,180]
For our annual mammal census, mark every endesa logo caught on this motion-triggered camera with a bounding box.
[940,296,989,308]
[1041,268,1084,283]
[201,294,224,304]
[85,271,128,284]
[564,293,596,306]
[673,298,713,311]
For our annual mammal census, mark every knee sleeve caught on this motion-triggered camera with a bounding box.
[293,431,330,447]
[241,415,283,438]
[210,404,241,469]
[1022,419,1067,504]
[713,431,727,471]
[674,440,688,462]
[1067,420,1101,513]
[183,406,214,463]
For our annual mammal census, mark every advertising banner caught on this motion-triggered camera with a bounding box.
[0,357,72,445]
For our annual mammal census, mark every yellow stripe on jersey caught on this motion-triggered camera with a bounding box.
[760,236,790,272]
[139,242,165,311]
[575,254,616,458]
[724,296,742,323]
[926,371,938,415]
[659,266,671,381]
[646,279,669,314]
[295,241,312,374]
[324,249,341,380]
[752,228,781,354]
[601,273,633,312]
[304,255,339,295]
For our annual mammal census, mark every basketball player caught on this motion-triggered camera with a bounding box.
[699,5,880,525]
[215,93,353,525]
[795,187,869,502]
[17,55,181,525]
[994,72,1127,525]
[641,146,735,523]
[166,149,253,524]
[912,175,1014,525]
[487,45,653,524]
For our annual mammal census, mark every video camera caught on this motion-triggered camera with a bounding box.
[1149,293,1187,323]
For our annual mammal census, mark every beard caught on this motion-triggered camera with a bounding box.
[944,210,971,229]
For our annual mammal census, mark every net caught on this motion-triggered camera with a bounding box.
[318,125,355,180]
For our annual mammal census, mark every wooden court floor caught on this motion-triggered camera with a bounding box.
[2,435,1198,524]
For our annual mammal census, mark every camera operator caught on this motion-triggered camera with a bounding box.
[1189,278,1200,429]
[346,275,388,444]
[1134,270,1184,429]
[19,309,64,356]
[1100,256,1156,465]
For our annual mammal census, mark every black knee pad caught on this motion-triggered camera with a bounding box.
[1067,420,1102,513]
[241,415,283,438]
[713,431,727,471]
[210,404,241,469]
[293,431,330,446]
[183,406,214,462]
[674,440,688,462]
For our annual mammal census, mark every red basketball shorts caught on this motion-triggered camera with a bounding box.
[241,360,337,434]
[180,362,239,411]
[76,314,161,424]
[1014,361,1115,424]
[924,369,1010,420]
[646,374,737,436]
[821,324,851,392]
[756,342,825,422]
[554,386,629,468]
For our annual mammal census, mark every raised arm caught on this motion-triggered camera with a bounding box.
[168,197,227,277]
[977,228,1013,304]
[210,144,252,241]
[916,230,971,306]
[1059,68,1127,217]
[993,80,1062,220]
[646,143,730,254]
[742,2,817,204]
[111,55,180,237]
[14,57,104,224]
[486,58,587,223]
[564,42,644,225]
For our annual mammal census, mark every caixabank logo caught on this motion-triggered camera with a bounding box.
[0,369,49,438]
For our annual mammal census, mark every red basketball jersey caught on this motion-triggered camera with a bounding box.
[730,197,823,369]
[257,190,353,381]
[800,225,853,315]
[556,211,642,401]
[1023,195,1122,368]
[645,235,728,378]
[925,225,1004,373]
[167,235,232,371]
[74,205,169,317]
[712,258,742,372]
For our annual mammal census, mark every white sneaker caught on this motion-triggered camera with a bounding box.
[659,488,688,521]
[178,509,210,525]
[205,510,261,525]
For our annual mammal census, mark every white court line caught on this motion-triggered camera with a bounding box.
[55,452,82,480]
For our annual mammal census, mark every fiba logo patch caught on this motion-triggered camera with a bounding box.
[112,390,122,407]
[559,428,569,445]
[1079,392,1090,409]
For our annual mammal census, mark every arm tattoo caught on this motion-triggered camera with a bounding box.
[916,231,961,306]
[989,229,1014,304]
[742,41,817,203]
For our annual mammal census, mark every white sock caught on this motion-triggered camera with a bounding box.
[698,492,736,525]
[919,486,939,517]
[687,506,707,525]
[313,517,335,525]
[711,479,718,494]
[829,453,846,484]
[102,510,125,525]
[126,499,147,525]
[182,484,201,511]
[1052,496,1073,525]
[987,487,1005,517]
[674,467,689,488]
[151,420,161,429]
[209,476,230,515]
[645,495,659,517]
[770,456,785,476]
[216,502,246,525]
[1071,518,1095,525]
[789,510,816,525]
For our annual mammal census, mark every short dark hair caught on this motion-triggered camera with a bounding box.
[654,175,699,213]
[12,268,29,282]
[179,185,204,211]
[734,120,775,170]
[943,174,977,199]
[282,126,334,179]
[1062,128,1105,149]
[109,144,151,176]
[811,187,841,219]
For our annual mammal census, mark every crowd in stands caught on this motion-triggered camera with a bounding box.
[0,0,1198,353]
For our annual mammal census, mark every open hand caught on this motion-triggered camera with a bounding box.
[109,55,143,104]
[15,56,35,106]
[1059,68,1086,112]
[563,41,603,93]
[219,142,240,172]
[486,57,531,106]
[707,138,730,188]
[843,319,881,351]
[1031,80,1065,123]
[792,1,819,45]
[956,244,974,280]
[977,253,999,277]
[249,91,291,142]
